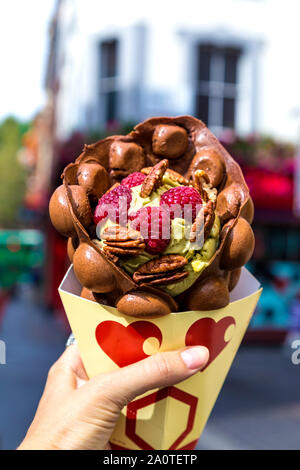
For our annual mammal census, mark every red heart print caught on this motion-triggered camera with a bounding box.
[95,320,163,367]
[185,316,235,369]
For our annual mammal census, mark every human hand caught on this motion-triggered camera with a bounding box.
[18,344,209,450]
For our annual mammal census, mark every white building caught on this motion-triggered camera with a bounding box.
[49,0,300,143]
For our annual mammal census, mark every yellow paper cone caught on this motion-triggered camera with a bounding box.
[59,267,261,450]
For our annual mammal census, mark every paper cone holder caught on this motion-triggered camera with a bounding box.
[59,266,261,450]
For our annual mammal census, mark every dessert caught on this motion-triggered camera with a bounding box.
[49,116,255,316]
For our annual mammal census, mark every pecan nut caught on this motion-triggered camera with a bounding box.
[190,200,216,244]
[134,270,189,286]
[192,170,217,203]
[140,159,169,198]
[102,225,145,256]
[203,200,216,240]
[141,167,189,186]
[136,254,188,273]
[92,238,119,263]
[133,254,189,286]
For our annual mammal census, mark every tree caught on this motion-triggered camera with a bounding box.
[0,117,28,227]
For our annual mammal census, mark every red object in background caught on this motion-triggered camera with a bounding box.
[0,291,9,326]
[244,167,294,210]
[273,277,289,292]
[46,225,70,329]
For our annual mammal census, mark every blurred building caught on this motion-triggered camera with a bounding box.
[48,0,300,142]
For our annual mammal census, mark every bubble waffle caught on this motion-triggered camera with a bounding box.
[49,116,255,315]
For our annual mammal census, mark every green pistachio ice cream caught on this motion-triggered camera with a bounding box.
[99,173,220,297]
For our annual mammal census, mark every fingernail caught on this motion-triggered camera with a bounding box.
[181,346,209,370]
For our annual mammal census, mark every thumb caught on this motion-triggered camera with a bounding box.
[88,346,209,409]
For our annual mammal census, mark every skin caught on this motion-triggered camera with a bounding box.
[18,344,209,450]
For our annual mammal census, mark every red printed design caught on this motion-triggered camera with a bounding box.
[95,320,162,367]
[126,386,198,450]
[185,316,235,369]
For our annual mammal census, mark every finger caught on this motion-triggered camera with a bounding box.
[88,346,209,409]
[65,345,89,384]
[47,345,89,391]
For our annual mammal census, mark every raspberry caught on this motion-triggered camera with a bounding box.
[160,186,202,222]
[94,184,132,226]
[130,206,171,254]
[121,172,146,189]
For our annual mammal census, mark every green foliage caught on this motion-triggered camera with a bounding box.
[0,117,28,228]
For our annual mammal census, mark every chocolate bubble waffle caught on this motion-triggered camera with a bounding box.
[49,116,255,316]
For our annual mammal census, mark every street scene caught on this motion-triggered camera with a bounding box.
[1,0,300,451]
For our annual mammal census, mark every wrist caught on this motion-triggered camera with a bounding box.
[17,437,54,450]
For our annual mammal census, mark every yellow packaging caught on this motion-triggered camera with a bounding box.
[59,267,261,450]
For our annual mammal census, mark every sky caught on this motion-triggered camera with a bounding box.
[0,0,56,123]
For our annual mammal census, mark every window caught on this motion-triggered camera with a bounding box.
[99,39,119,126]
[195,44,241,131]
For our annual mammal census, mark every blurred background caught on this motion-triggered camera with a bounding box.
[0,0,300,450]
